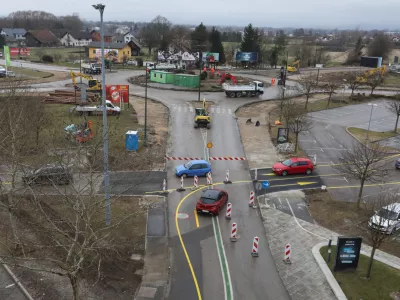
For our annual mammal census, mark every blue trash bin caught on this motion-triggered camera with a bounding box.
[126,130,138,151]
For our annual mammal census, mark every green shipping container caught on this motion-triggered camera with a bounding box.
[173,74,200,88]
[150,70,174,84]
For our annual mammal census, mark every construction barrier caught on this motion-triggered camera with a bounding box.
[162,179,166,192]
[166,156,246,161]
[223,169,232,184]
[225,203,232,220]
[284,244,292,264]
[194,175,198,188]
[252,236,259,257]
[176,176,186,192]
[271,78,275,86]
[207,172,212,185]
[230,222,237,242]
[249,191,255,207]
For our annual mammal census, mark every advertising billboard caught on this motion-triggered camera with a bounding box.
[9,48,30,57]
[95,49,119,58]
[236,52,258,62]
[106,85,129,104]
[334,237,362,271]
[202,52,219,62]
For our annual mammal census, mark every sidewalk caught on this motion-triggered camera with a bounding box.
[258,197,400,300]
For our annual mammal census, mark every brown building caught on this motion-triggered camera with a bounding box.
[24,30,59,47]
[90,30,113,43]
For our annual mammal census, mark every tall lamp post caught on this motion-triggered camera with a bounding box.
[284,51,288,87]
[92,3,111,226]
[366,103,378,141]
[144,63,148,147]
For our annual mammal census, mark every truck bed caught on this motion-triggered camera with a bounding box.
[222,83,257,91]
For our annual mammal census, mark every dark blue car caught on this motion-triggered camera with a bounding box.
[175,160,211,177]
[396,159,400,169]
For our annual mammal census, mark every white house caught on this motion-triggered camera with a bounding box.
[123,31,138,43]
[59,32,92,47]
[0,28,26,40]
[116,26,130,35]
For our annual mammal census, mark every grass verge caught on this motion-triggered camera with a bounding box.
[320,245,400,300]
[8,66,53,78]
[347,127,398,143]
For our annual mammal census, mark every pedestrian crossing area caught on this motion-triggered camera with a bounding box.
[171,104,234,116]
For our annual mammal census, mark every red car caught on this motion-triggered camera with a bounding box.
[196,189,228,216]
[272,157,314,176]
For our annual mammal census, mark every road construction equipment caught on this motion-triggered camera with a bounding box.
[194,98,211,129]
[70,71,102,92]
[356,66,387,83]
[287,60,300,73]
[223,80,264,98]
[219,73,237,85]
[81,62,101,74]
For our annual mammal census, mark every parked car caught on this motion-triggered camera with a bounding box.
[6,71,15,77]
[23,165,73,186]
[0,52,3,57]
[272,157,314,176]
[368,203,400,234]
[196,189,228,215]
[395,158,400,169]
[175,160,211,177]
[126,60,138,66]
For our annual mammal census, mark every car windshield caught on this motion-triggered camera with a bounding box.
[377,208,398,221]
[281,159,292,167]
[184,162,192,169]
[200,197,217,204]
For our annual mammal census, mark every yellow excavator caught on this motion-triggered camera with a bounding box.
[70,71,102,92]
[356,66,387,83]
[194,98,211,129]
[287,60,300,73]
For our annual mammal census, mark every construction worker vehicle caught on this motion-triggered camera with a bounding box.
[82,62,101,74]
[70,100,121,116]
[70,71,102,93]
[356,66,387,83]
[222,80,264,98]
[287,60,300,73]
[194,98,211,129]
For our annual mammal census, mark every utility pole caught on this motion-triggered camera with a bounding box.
[144,63,148,146]
[284,51,288,87]
[93,3,110,226]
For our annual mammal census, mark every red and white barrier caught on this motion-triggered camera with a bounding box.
[207,172,212,185]
[249,191,255,207]
[230,222,237,242]
[162,179,166,192]
[225,203,232,220]
[194,175,198,188]
[166,156,246,161]
[284,244,292,264]
[223,169,232,184]
[176,176,186,192]
[252,236,259,257]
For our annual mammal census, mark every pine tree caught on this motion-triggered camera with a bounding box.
[240,23,261,53]
[191,22,209,52]
[346,36,364,64]
[209,27,226,64]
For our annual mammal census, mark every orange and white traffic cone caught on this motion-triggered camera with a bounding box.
[249,191,255,207]
[176,176,186,192]
[284,243,292,264]
[251,236,259,257]
[225,203,232,220]
[230,222,237,242]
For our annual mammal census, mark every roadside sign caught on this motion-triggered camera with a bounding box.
[207,142,213,149]
[262,180,270,189]
[256,182,262,191]
[81,87,87,103]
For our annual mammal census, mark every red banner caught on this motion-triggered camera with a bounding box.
[106,85,129,104]
[9,48,30,56]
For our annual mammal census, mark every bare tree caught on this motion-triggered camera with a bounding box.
[26,97,51,147]
[335,142,388,208]
[366,71,385,95]
[358,190,400,278]
[386,97,400,133]
[297,73,316,109]
[170,25,190,52]
[287,109,313,152]
[53,52,62,63]
[281,96,299,127]
[345,72,362,99]
[323,81,341,107]
[367,33,393,61]
[36,49,45,62]
[277,86,294,121]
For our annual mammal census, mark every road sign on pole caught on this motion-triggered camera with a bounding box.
[261,181,270,189]
[207,142,213,149]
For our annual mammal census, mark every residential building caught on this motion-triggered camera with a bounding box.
[112,32,141,55]
[24,30,59,47]
[59,31,92,47]
[87,42,138,62]
[116,25,130,34]
[90,30,113,43]
[123,31,138,43]
[0,28,26,40]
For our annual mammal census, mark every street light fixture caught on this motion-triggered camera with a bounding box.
[144,63,148,147]
[366,103,378,141]
[92,3,111,226]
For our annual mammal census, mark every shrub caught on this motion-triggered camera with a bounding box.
[136,58,143,67]
[200,71,208,80]
[42,55,54,63]
[187,71,196,75]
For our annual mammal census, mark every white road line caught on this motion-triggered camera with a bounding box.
[328,132,335,139]
[273,203,276,209]
[320,148,324,152]
[279,197,282,204]
[343,177,348,183]
[325,124,332,129]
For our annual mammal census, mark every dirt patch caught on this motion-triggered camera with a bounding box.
[306,190,400,258]
[0,70,69,87]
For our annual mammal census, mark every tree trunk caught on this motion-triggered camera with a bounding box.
[294,133,299,152]
[356,179,365,208]
[351,87,355,99]
[394,114,399,133]
[370,86,375,96]
[366,246,377,279]
[327,92,332,107]
[305,93,310,109]
[68,273,80,300]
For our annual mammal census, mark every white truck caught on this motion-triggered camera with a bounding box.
[146,63,177,70]
[222,81,264,98]
[70,100,121,116]
[82,63,102,74]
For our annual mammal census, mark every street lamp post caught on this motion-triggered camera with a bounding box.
[366,103,378,141]
[92,3,111,226]
[144,63,148,147]
[284,51,288,87]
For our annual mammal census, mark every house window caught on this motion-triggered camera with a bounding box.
[93,50,96,54]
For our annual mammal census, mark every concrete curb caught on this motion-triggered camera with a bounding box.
[312,242,348,300]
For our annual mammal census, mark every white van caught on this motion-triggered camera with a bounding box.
[368,203,400,234]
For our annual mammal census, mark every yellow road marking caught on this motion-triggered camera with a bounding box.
[265,173,343,182]
[328,181,400,189]
[261,173,276,176]
[194,209,200,228]
[297,182,318,186]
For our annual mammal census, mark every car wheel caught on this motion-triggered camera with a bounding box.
[306,169,312,175]
[206,124,211,129]
[282,170,288,176]
[182,173,188,178]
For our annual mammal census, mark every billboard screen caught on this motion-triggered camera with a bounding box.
[9,48,30,57]
[202,52,219,62]
[334,237,362,271]
[236,52,258,62]
[106,85,129,104]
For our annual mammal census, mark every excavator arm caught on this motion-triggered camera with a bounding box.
[70,71,101,91]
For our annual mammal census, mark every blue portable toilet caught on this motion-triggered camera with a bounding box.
[126,130,139,151]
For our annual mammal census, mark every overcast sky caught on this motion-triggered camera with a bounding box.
[2,0,399,30]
